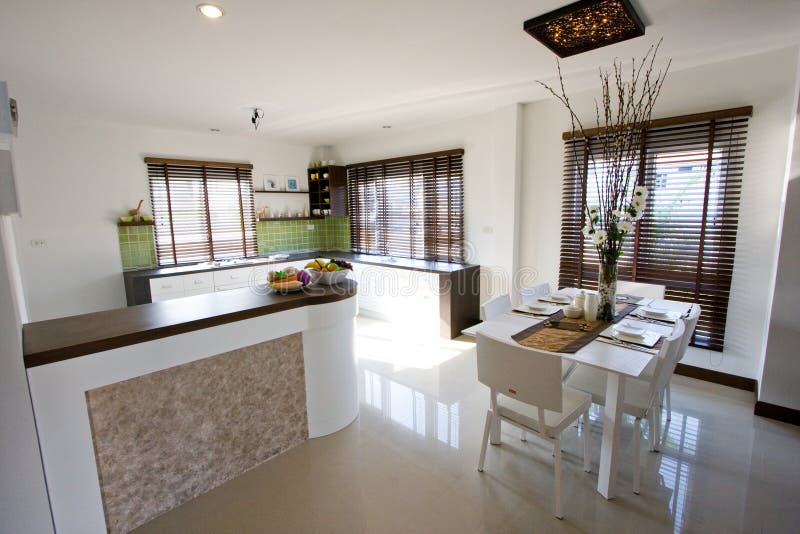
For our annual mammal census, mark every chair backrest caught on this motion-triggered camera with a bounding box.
[520,283,551,306]
[647,319,686,407]
[617,281,666,299]
[676,304,701,362]
[476,332,563,412]
[481,293,512,321]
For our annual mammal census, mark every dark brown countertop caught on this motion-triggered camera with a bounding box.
[23,280,357,369]
[124,250,476,279]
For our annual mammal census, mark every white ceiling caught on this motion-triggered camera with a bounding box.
[1,0,799,145]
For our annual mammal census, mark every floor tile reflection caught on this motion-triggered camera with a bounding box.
[134,317,800,534]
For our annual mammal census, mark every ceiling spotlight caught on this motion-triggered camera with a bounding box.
[197,4,224,19]
[251,108,265,131]
[209,128,221,132]
[381,125,392,129]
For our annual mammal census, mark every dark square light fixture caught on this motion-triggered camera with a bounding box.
[524,0,645,58]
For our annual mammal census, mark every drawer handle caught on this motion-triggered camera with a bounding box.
[194,280,203,285]
[162,284,172,289]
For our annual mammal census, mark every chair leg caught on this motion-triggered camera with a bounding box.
[648,410,659,452]
[633,418,641,495]
[582,410,591,473]
[521,429,527,442]
[478,411,492,472]
[554,437,563,519]
[666,383,672,421]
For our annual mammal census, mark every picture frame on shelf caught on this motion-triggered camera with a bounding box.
[261,174,282,192]
[285,175,300,192]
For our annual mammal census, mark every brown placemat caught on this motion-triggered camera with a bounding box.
[511,303,638,353]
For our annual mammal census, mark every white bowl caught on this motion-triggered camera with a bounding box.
[564,306,583,319]
[314,269,350,285]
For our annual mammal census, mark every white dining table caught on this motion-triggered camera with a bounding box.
[462,293,686,500]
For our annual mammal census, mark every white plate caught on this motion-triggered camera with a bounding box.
[545,294,572,304]
[517,304,561,316]
[639,306,670,319]
[614,321,645,337]
[613,331,648,344]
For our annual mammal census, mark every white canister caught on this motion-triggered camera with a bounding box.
[573,290,586,310]
[583,292,599,322]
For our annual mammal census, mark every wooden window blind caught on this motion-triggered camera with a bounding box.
[347,149,464,262]
[559,108,751,351]
[145,158,257,266]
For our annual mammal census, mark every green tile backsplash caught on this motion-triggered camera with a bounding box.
[119,217,351,269]
[118,225,157,269]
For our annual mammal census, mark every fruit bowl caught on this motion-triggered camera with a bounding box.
[315,269,349,285]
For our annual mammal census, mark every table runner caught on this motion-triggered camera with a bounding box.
[511,303,638,353]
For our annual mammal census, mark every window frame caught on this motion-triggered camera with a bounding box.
[145,158,257,266]
[346,149,465,263]
[558,108,751,351]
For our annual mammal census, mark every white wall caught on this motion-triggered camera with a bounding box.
[11,112,313,320]
[759,83,800,410]
[333,105,525,302]
[0,215,54,533]
[520,46,800,380]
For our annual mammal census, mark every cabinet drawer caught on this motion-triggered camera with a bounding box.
[213,267,254,290]
[149,276,185,301]
[184,287,214,297]
[184,272,213,291]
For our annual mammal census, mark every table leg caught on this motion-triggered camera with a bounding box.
[597,372,625,499]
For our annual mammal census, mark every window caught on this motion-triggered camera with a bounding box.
[559,108,751,350]
[347,149,464,263]
[146,158,257,266]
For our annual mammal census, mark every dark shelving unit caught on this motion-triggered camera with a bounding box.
[307,165,347,216]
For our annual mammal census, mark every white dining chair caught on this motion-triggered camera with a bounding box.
[616,281,666,299]
[520,283,551,305]
[476,332,591,519]
[641,304,702,420]
[564,319,685,494]
[481,293,512,321]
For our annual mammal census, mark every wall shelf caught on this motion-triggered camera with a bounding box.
[118,220,154,227]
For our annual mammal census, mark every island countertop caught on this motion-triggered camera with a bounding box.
[23,280,357,368]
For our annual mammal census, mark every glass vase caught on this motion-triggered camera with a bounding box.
[598,260,618,322]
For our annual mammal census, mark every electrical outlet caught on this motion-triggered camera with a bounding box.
[307,224,315,230]
[30,238,47,248]
[482,226,494,234]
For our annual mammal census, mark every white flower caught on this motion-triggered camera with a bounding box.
[632,196,646,209]
[619,220,634,233]
[612,209,627,219]
[582,225,594,237]
[630,206,643,220]
[634,185,649,199]
[592,230,607,244]
[587,205,600,215]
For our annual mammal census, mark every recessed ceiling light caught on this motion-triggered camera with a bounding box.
[209,128,221,132]
[381,125,392,129]
[197,4,224,19]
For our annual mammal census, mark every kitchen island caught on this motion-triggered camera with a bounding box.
[23,281,358,534]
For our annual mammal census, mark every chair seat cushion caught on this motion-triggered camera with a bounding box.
[564,365,652,418]
[497,386,591,437]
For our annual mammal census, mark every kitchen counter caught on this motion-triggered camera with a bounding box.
[123,250,476,279]
[24,279,357,368]
[25,279,359,533]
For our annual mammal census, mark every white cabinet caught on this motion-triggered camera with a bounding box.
[183,272,214,297]
[352,264,439,337]
[213,267,254,291]
[149,276,185,302]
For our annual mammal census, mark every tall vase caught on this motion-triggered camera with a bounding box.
[598,260,618,322]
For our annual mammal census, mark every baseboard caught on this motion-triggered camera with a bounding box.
[674,363,757,392]
[754,401,800,426]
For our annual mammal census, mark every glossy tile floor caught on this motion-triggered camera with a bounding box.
[135,317,800,533]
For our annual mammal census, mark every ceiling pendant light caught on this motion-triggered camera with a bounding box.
[524,0,645,58]
[197,4,224,19]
